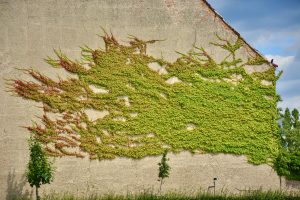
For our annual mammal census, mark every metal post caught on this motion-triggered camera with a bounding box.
[213,177,217,196]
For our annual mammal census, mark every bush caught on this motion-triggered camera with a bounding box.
[27,138,54,200]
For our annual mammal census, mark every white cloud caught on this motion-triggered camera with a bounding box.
[252,32,273,46]
[278,95,300,110]
[277,79,300,91]
[265,54,295,68]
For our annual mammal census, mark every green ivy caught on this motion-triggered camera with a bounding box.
[12,33,281,164]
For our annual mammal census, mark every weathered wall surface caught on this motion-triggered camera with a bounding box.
[0,0,297,199]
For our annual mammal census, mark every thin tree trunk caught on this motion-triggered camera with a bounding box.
[36,186,40,200]
[159,179,163,193]
[279,176,282,190]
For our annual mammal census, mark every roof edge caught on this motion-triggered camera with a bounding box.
[203,0,271,65]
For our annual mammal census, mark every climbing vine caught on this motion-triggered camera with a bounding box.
[11,33,281,164]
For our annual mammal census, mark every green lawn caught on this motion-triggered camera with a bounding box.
[16,191,300,200]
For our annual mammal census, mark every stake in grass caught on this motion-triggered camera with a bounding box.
[26,138,54,200]
[158,150,170,192]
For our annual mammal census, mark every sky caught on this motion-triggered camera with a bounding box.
[207,0,300,110]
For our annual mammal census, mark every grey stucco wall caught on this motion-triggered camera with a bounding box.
[0,0,298,199]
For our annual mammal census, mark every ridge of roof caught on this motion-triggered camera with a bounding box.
[202,0,271,64]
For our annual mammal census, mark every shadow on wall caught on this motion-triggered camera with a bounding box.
[286,180,300,190]
[6,169,32,200]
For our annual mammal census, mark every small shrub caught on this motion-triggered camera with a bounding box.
[157,150,170,192]
[26,137,54,200]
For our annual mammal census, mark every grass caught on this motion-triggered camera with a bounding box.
[15,190,300,200]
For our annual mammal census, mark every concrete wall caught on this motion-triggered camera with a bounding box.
[0,0,298,199]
